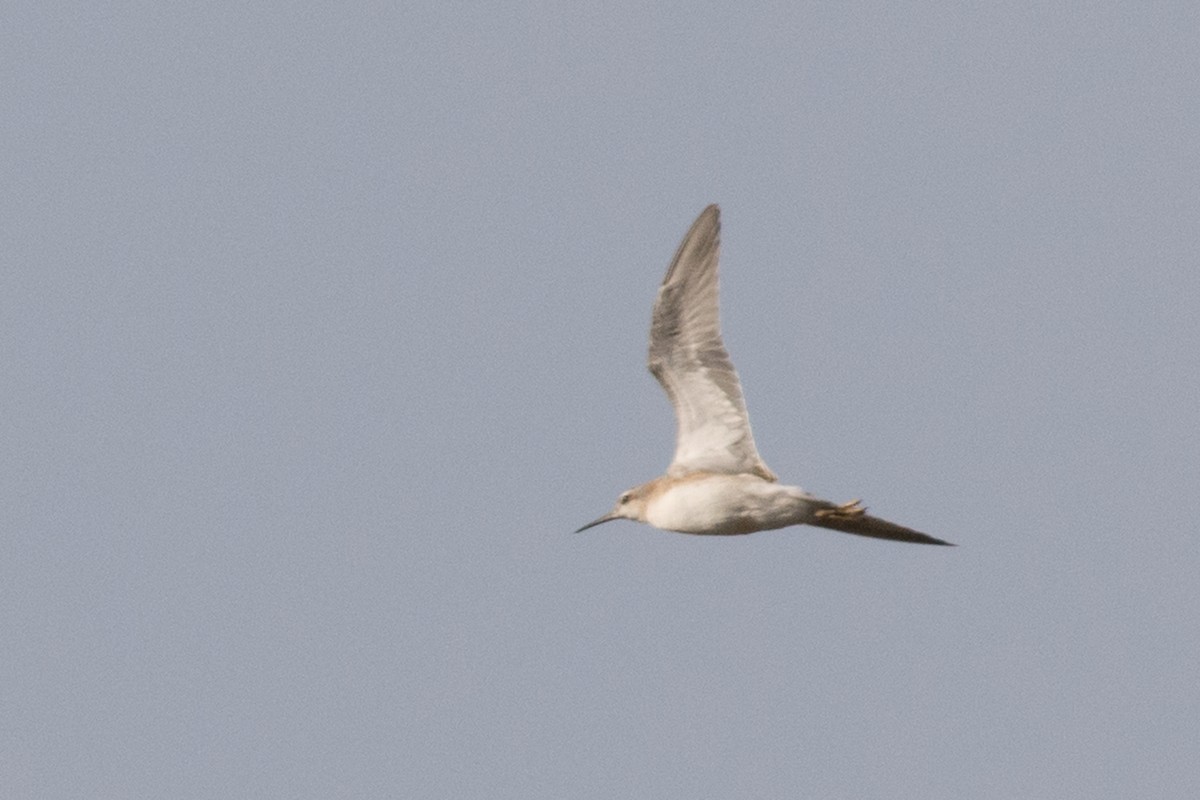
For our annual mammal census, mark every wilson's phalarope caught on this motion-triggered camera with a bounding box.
[577,205,952,546]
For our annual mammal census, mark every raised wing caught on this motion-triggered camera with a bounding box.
[648,205,776,481]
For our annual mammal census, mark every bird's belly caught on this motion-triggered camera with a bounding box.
[645,477,807,535]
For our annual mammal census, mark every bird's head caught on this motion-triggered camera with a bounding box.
[575,483,652,532]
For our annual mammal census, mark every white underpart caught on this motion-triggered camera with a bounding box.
[645,474,817,535]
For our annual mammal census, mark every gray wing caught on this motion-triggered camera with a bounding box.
[648,205,776,480]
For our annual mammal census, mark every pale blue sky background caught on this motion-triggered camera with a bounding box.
[4,3,1199,798]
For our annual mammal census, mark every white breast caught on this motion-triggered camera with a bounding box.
[645,474,812,535]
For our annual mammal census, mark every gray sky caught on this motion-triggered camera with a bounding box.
[4,3,1199,798]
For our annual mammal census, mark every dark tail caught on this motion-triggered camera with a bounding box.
[809,503,954,546]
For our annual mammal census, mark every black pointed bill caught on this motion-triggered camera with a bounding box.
[574,513,618,533]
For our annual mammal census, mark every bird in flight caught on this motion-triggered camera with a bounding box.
[577,205,952,546]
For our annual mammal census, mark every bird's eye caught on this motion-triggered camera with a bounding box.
[619,493,631,505]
